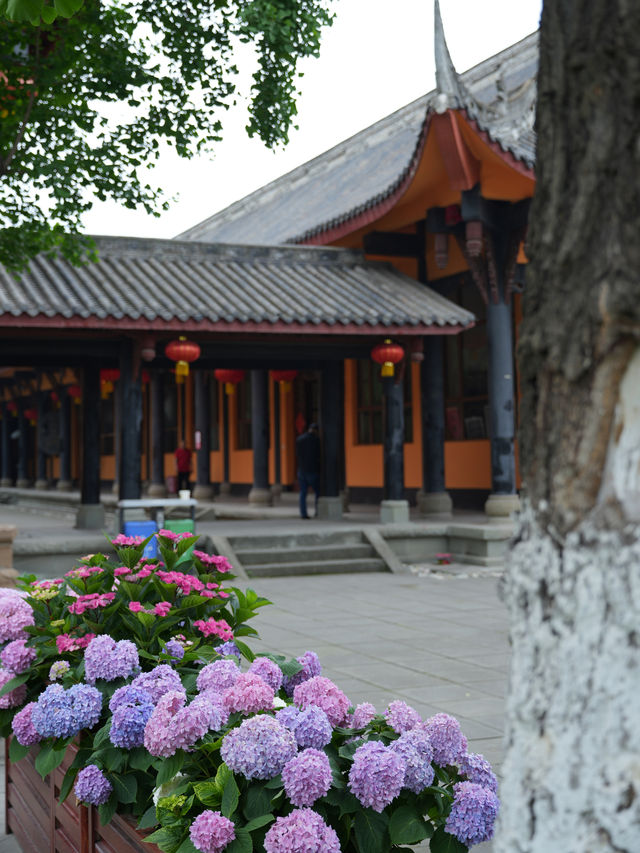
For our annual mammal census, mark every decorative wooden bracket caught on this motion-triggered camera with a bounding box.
[455,234,488,304]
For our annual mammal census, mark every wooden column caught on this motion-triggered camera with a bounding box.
[16,400,29,488]
[380,374,409,523]
[193,369,213,499]
[248,368,272,505]
[0,403,12,486]
[419,336,453,515]
[34,391,47,490]
[220,387,231,495]
[148,371,167,497]
[318,361,343,519]
[57,391,72,491]
[118,340,142,501]
[271,379,282,498]
[76,365,104,529]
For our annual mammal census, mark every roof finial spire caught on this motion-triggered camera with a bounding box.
[433,0,464,112]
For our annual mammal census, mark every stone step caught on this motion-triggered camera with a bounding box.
[234,542,374,566]
[245,557,388,578]
[227,528,365,551]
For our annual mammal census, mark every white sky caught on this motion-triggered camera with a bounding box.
[82,0,543,240]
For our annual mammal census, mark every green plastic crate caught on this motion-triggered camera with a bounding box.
[163,518,195,535]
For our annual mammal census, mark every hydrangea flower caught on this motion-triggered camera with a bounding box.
[223,672,275,715]
[84,635,139,684]
[0,667,27,709]
[68,683,103,730]
[457,752,499,793]
[293,676,350,726]
[11,702,41,746]
[216,641,241,661]
[264,808,340,853]
[164,639,185,660]
[198,690,230,731]
[144,691,210,757]
[348,741,406,812]
[276,705,301,730]
[390,728,435,793]
[248,657,283,692]
[384,700,421,734]
[109,686,155,749]
[221,715,297,780]
[0,594,34,643]
[68,592,115,615]
[196,660,240,694]
[350,702,377,729]
[1,638,36,674]
[49,660,70,681]
[111,534,143,546]
[418,713,468,766]
[282,749,332,807]
[31,683,103,738]
[283,651,321,696]
[55,633,95,654]
[445,781,500,847]
[193,551,232,572]
[74,765,112,806]
[131,665,185,704]
[292,705,332,749]
[193,618,233,641]
[189,810,236,853]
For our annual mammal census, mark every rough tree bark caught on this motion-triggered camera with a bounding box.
[496,1,640,851]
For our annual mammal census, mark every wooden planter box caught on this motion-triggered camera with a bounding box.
[5,742,156,853]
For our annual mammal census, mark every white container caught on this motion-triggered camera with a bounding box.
[178,490,191,500]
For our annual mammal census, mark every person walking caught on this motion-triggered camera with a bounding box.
[174,439,192,494]
[296,422,320,519]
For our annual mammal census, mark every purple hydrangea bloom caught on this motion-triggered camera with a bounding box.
[1,638,36,674]
[32,685,76,738]
[293,676,350,727]
[458,752,499,793]
[390,728,435,793]
[348,741,406,812]
[11,702,41,746]
[109,687,155,749]
[217,641,241,661]
[248,657,283,692]
[384,700,421,734]
[68,683,103,730]
[283,651,321,696]
[292,705,332,749]
[131,665,185,704]
[350,702,376,729]
[0,666,27,709]
[74,765,112,806]
[199,690,230,731]
[264,808,340,853]
[49,660,70,681]
[282,749,332,807]
[418,713,468,766]
[445,781,500,847]
[275,705,300,730]
[221,715,297,780]
[84,635,139,684]
[144,691,210,757]
[196,659,240,694]
[0,594,34,643]
[223,672,275,715]
[164,639,185,661]
[189,810,236,853]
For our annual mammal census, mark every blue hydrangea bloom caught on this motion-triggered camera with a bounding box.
[221,715,297,780]
[131,665,185,704]
[108,686,155,749]
[68,683,103,730]
[84,635,139,684]
[217,641,242,661]
[164,639,185,661]
[32,685,76,739]
[445,781,500,846]
[275,705,300,730]
[390,728,435,793]
[282,748,332,807]
[293,705,332,749]
[249,657,284,692]
[419,713,468,766]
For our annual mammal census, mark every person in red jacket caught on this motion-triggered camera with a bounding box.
[174,439,192,493]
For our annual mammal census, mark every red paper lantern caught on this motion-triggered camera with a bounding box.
[6,401,17,414]
[270,369,298,392]
[214,369,246,395]
[68,384,82,404]
[100,368,120,399]
[371,339,404,377]
[141,369,151,384]
[165,337,201,383]
[24,407,37,425]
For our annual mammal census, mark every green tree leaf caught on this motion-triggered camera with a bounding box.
[243,784,272,821]
[221,768,240,818]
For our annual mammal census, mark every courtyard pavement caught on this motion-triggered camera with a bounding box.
[0,500,509,852]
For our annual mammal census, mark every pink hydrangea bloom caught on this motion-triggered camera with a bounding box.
[189,810,235,853]
[68,592,115,615]
[154,602,172,617]
[129,602,144,613]
[0,593,34,643]
[282,749,332,807]
[144,691,210,757]
[65,566,104,579]
[223,673,275,715]
[197,660,240,694]
[194,618,233,641]
[193,551,232,573]
[156,570,205,595]
[158,529,192,542]
[55,633,95,653]
[111,534,143,546]
[0,666,27,709]
[248,657,283,692]
[293,676,350,726]
[1,638,36,674]
[114,567,130,577]
[264,809,340,853]
[384,700,421,734]
[11,701,41,746]
[350,702,377,729]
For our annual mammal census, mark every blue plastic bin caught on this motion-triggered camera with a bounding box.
[123,520,158,558]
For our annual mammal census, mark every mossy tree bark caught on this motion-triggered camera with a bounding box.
[496,1,640,851]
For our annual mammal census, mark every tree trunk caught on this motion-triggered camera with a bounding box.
[497,2,640,851]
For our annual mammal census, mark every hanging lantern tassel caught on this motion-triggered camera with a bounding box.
[371,339,405,378]
[165,336,201,384]
[270,370,298,393]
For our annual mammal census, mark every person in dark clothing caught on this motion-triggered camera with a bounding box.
[174,439,192,493]
[296,423,320,519]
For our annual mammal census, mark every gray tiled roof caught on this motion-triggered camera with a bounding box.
[0,236,474,331]
[179,33,538,247]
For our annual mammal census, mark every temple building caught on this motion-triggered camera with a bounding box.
[0,3,537,527]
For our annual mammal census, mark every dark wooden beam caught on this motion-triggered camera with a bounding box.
[363,231,421,258]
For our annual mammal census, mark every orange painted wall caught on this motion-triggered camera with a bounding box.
[445,440,491,489]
